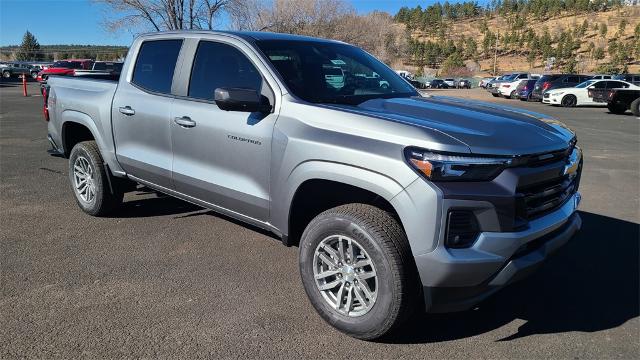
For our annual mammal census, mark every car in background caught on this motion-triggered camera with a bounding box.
[604,88,640,116]
[544,79,637,107]
[428,79,449,89]
[479,77,497,89]
[613,74,640,86]
[486,73,517,92]
[516,79,538,101]
[0,63,36,79]
[531,74,592,101]
[91,61,123,73]
[36,59,93,82]
[457,79,471,89]
[496,73,538,98]
[590,74,613,80]
[443,78,456,87]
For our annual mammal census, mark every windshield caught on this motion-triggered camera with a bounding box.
[256,40,417,105]
[575,80,597,88]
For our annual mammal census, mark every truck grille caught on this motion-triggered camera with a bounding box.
[517,173,579,219]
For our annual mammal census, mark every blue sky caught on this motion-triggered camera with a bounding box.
[0,0,434,46]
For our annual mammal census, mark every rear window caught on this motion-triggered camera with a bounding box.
[132,39,183,94]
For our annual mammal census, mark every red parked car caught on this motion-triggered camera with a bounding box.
[37,59,93,82]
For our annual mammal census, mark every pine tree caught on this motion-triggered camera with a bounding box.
[15,31,43,61]
[600,23,608,39]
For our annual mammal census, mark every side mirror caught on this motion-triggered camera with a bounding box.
[214,87,271,113]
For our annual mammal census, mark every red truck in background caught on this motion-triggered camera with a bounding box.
[36,59,93,82]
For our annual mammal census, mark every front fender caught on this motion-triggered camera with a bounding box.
[271,159,412,239]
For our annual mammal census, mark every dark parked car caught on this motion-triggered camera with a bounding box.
[457,79,471,89]
[429,79,449,89]
[613,74,640,86]
[531,74,592,101]
[517,79,538,101]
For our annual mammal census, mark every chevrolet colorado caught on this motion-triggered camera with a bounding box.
[45,31,583,340]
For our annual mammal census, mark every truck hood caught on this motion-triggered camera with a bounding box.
[331,95,575,156]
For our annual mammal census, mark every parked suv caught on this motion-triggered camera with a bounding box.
[44,31,583,340]
[516,79,538,101]
[531,74,592,101]
[613,74,640,86]
[0,62,36,79]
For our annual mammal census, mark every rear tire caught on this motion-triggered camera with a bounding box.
[299,204,418,340]
[2,71,10,78]
[68,141,123,216]
[607,103,628,114]
[630,98,640,117]
[491,93,500,97]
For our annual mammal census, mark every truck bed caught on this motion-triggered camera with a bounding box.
[46,75,120,170]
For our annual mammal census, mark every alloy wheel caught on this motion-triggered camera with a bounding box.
[313,235,378,317]
[73,156,96,203]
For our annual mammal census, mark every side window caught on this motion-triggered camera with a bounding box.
[518,74,528,79]
[566,76,579,83]
[132,39,183,94]
[593,81,607,89]
[188,41,262,100]
[609,81,628,88]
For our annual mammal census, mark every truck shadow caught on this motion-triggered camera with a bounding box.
[385,211,639,344]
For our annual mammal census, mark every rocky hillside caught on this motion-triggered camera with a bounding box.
[401,5,640,75]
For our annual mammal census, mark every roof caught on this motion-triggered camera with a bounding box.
[139,30,343,44]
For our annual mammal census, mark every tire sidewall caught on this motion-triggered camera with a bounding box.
[299,214,399,337]
[562,95,576,107]
[69,143,106,215]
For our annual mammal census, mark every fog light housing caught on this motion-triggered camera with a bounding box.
[445,211,480,248]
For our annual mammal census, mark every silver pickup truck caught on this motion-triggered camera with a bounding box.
[45,31,583,340]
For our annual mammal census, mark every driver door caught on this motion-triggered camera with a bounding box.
[170,40,277,222]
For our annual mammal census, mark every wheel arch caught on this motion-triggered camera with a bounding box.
[59,110,123,175]
[278,161,409,247]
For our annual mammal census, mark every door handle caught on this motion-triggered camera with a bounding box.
[174,116,196,128]
[118,106,135,116]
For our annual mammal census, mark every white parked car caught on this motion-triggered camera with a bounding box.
[444,78,456,87]
[496,73,537,98]
[542,79,638,107]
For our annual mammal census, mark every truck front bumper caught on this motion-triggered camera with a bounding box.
[416,192,581,313]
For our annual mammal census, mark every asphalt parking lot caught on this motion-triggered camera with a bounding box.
[1,80,638,358]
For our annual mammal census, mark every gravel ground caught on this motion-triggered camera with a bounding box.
[1,81,638,358]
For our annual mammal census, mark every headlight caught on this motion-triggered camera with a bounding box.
[552,92,564,96]
[405,148,513,181]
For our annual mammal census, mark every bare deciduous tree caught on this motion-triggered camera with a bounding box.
[94,0,230,32]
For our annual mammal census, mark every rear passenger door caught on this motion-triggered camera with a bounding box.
[169,38,279,222]
[112,39,183,189]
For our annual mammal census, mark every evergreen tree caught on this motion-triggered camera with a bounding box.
[15,31,43,61]
[600,23,608,39]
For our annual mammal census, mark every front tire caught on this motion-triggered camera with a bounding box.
[2,71,10,78]
[299,204,418,340]
[69,141,123,216]
[561,95,577,107]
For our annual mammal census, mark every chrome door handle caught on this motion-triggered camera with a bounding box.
[174,116,196,128]
[118,106,135,116]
